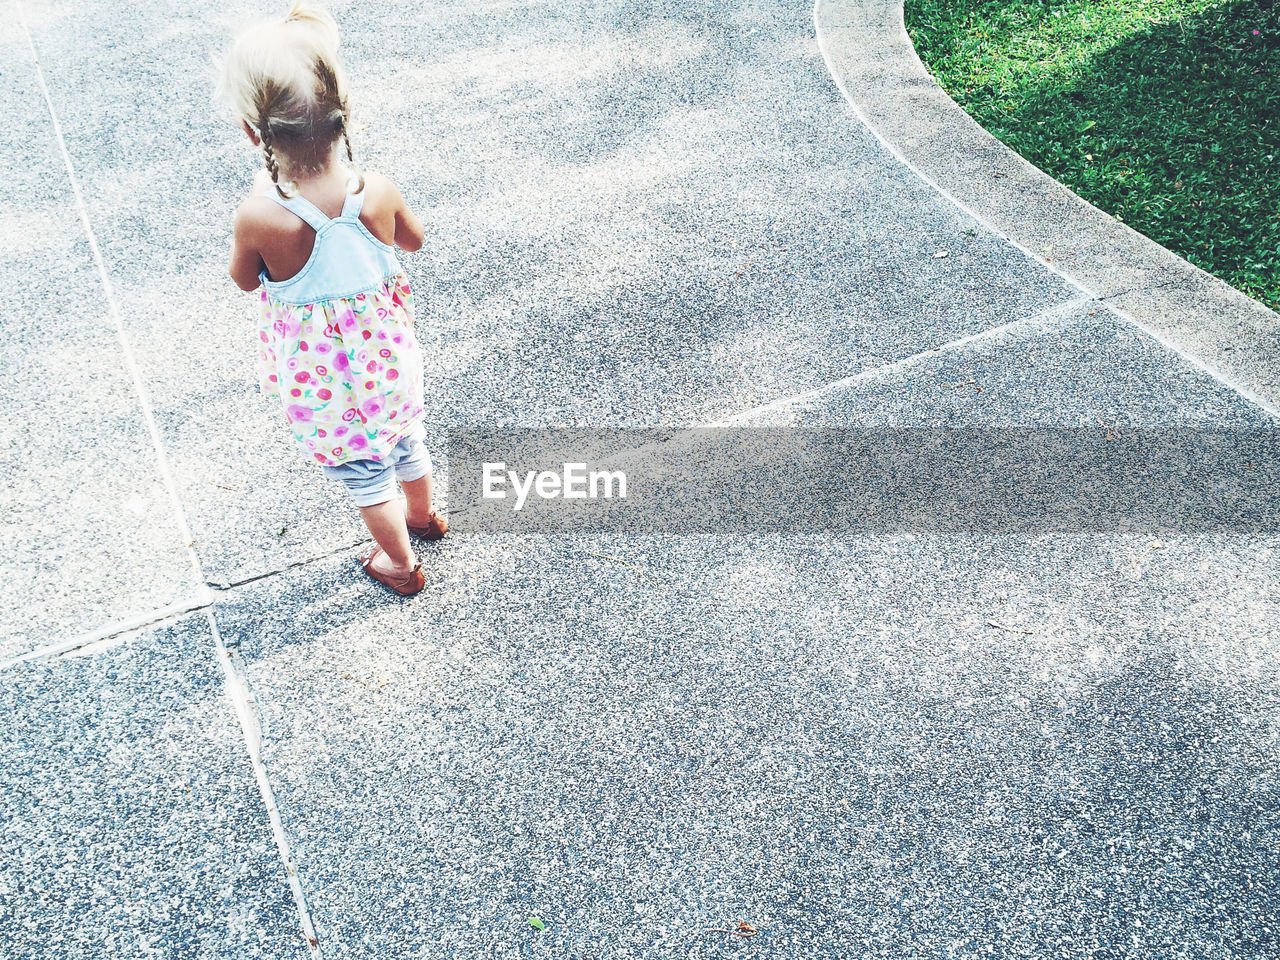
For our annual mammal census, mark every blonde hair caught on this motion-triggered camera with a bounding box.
[216,2,363,197]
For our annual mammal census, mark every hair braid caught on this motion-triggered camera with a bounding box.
[314,55,363,194]
[251,79,297,198]
[339,117,365,193]
[258,123,292,199]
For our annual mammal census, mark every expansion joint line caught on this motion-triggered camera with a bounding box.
[14,2,322,954]
[4,533,376,669]
[14,0,205,596]
[209,612,322,957]
[711,296,1091,426]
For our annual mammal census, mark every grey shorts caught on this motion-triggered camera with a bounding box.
[321,427,432,507]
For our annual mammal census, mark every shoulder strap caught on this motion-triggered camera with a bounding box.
[340,179,366,220]
[264,189,330,231]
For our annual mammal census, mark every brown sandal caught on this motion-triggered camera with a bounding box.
[407,510,448,541]
[359,544,425,596]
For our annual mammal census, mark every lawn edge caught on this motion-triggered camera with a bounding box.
[815,0,1280,414]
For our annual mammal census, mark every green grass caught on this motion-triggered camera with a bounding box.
[905,0,1280,310]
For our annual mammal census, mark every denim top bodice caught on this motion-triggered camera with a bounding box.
[258,179,402,305]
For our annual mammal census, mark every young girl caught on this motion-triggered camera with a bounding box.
[219,2,446,596]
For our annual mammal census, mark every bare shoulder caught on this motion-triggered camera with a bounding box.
[358,170,406,212]
[233,195,270,245]
[234,193,290,233]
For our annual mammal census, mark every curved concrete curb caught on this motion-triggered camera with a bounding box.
[815,0,1280,413]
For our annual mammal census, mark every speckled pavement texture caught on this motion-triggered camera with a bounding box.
[0,615,305,959]
[0,14,197,661]
[10,0,1077,592]
[212,308,1280,959]
[4,0,1278,957]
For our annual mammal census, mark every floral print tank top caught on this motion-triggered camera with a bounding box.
[254,181,425,467]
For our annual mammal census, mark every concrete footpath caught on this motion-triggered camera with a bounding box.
[1,0,1277,957]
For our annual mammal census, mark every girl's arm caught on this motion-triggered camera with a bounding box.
[387,179,426,252]
[229,202,267,291]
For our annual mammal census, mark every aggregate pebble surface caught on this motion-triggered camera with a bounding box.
[0,15,195,656]
[216,319,1279,959]
[746,303,1279,429]
[0,615,306,959]
[218,529,1279,959]
[16,0,1075,585]
[6,0,1279,956]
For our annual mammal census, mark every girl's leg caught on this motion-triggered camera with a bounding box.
[358,499,418,576]
[400,472,435,526]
